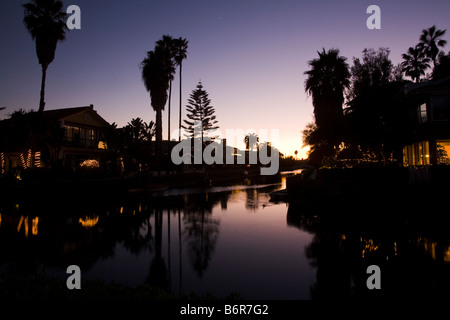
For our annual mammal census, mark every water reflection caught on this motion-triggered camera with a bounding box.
[287,199,450,299]
[1,173,450,299]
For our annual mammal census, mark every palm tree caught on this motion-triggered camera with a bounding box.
[418,25,447,68]
[244,133,259,150]
[156,35,176,141]
[23,0,68,113]
[294,150,298,160]
[140,41,175,163]
[304,48,350,147]
[174,38,188,141]
[401,46,431,82]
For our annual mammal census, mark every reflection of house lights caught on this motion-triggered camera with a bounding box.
[444,247,450,263]
[20,153,26,168]
[17,216,29,237]
[119,157,125,173]
[32,217,39,235]
[17,215,39,237]
[27,149,32,168]
[79,216,99,227]
[361,238,379,258]
[1,152,4,175]
[34,152,41,168]
[80,159,100,168]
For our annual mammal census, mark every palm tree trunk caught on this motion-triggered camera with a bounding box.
[178,62,183,142]
[156,108,163,172]
[39,64,48,113]
[168,79,172,141]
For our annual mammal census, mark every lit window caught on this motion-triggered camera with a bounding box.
[418,103,427,124]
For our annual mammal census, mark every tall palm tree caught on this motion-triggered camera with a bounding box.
[174,38,188,141]
[140,42,175,163]
[418,25,447,68]
[304,48,350,146]
[23,0,68,113]
[156,35,176,141]
[401,46,431,82]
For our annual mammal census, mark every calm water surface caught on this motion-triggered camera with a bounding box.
[2,171,450,299]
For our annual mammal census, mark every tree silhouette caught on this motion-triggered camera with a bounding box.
[23,0,68,113]
[244,133,259,150]
[432,51,450,80]
[183,82,219,143]
[140,37,175,165]
[174,38,189,142]
[346,48,407,164]
[401,46,431,82]
[156,35,178,142]
[304,48,350,165]
[304,48,350,132]
[418,25,447,69]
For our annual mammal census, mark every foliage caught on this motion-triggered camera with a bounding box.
[23,0,68,112]
[303,48,350,166]
[401,46,431,83]
[417,25,447,68]
[244,133,259,150]
[140,35,176,160]
[432,51,450,80]
[103,118,155,174]
[183,82,219,141]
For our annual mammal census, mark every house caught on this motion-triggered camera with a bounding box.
[0,105,109,173]
[402,76,450,166]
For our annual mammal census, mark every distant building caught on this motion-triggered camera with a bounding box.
[402,76,450,166]
[0,105,109,172]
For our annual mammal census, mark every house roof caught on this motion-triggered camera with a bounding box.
[42,105,110,127]
[43,106,94,119]
[406,75,450,95]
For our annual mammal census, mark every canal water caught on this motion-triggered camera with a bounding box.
[1,170,450,299]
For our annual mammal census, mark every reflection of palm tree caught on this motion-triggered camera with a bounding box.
[23,0,68,113]
[147,208,168,289]
[178,208,183,296]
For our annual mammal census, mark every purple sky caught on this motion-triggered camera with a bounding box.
[1,0,449,158]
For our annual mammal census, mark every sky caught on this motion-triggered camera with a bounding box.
[1,0,450,158]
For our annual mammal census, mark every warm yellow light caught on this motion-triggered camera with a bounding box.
[80,159,100,168]
[120,206,124,214]
[17,215,24,232]
[32,217,39,235]
[79,216,99,228]
[444,247,450,263]
[17,216,29,237]
[98,141,107,149]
